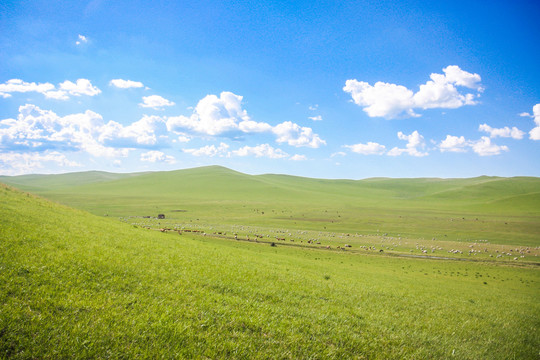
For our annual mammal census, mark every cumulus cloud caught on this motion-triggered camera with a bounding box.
[0,104,172,159]
[0,89,325,168]
[440,65,483,90]
[471,136,509,156]
[183,142,229,157]
[166,91,325,147]
[140,150,175,164]
[0,151,81,176]
[272,121,326,148]
[344,65,482,119]
[387,131,428,157]
[344,80,416,118]
[308,115,322,121]
[528,104,540,140]
[344,141,386,155]
[0,78,101,100]
[530,127,540,140]
[174,133,191,143]
[0,79,55,98]
[59,79,101,97]
[478,124,524,139]
[167,92,261,136]
[140,95,175,110]
[439,133,514,156]
[98,115,168,147]
[238,119,273,133]
[230,144,289,159]
[110,79,144,89]
[439,135,469,152]
[290,154,307,161]
[75,34,88,45]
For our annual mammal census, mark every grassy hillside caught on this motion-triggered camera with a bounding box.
[0,170,145,192]
[0,183,538,359]
[4,166,539,246]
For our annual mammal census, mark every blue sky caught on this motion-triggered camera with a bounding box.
[0,0,539,178]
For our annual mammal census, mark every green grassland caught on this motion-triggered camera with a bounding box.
[2,166,539,248]
[0,171,145,193]
[1,183,539,359]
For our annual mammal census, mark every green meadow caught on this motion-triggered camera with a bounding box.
[3,166,539,248]
[1,166,539,358]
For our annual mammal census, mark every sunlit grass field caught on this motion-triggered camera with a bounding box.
[1,167,539,358]
[2,166,539,246]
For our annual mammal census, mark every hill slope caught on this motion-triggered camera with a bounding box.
[2,166,539,245]
[0,183,538,358]
[0,170,145,192]
[5,166,540,211]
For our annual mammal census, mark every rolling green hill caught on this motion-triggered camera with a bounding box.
[2,166,539,245]
[0,183,538,359]
[0,170,146,192]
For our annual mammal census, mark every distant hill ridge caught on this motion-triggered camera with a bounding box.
[1,165,540,215]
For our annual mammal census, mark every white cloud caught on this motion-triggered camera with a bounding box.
[0,151,81,176]
[272,121,326,148]
[0,78,102,100]
[238,119,273,133]
[140,150,176,164]
[183,142,229,157]
[387,131,428,157]
[59,79,101,97]
[167,92,259,136]
[413,74,478,111]
[166,91,324,147]
[471,136,509,156]
[308,115,322,121]
[0,79,55,99]
[331,151,347,157]
[140,95,175,110]
[478,123,524,139]
[309,105,318,111]
[439,65,483,90]
[230,144,289,159]
[98,115,168,147]
[533,104,540,125]
[439,135,469,152]
[0,104,169,159]
[344,141,386,155]
[344,65,482,119]
[75,34,88,45]
[110,79,144,89]
[290,154,307,161]
[174,133,191,143]
[528,104,540,140]
[530,127,540,140]
[440,133,514,156]
[43,90,70,100]
[343,80,416,118]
